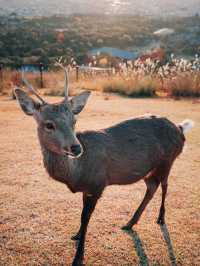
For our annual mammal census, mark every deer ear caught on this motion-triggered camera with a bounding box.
[14,88,40,116]
[70,91,91,114]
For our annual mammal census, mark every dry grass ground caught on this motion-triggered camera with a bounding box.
[0,92,200,266]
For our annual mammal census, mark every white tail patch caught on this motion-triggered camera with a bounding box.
[179,119,194,134]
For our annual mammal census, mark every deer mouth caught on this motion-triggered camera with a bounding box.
[62,146,83,158]
[63,151,83,158]
[63,150,76,157]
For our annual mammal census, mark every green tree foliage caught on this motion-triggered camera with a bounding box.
[0,14,199,68]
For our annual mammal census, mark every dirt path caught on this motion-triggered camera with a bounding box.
[0,93,200,266]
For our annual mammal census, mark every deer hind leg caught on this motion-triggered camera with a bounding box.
[122,174,160,231]
[157,183,168,225]
[157,164,171,225]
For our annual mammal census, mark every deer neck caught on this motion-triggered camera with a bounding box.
[40,145,82,193]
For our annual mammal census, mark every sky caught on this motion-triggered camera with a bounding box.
[0,0,200,16]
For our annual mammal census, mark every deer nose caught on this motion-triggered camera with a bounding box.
[70,144,82,156]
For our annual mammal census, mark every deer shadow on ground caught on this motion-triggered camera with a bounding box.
[160,224,177,266]
[123,224,177,266]
[123,228,149,266]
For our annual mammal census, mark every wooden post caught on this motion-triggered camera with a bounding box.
[0,64,3,92]
[39,62,44,88]
[76,66,79,82]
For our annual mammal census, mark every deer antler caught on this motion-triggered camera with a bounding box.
[21,72,46,104]
[55,60,69,100]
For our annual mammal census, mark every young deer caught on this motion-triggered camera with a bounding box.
[15,67,194,266]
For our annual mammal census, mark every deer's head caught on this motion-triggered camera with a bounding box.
[15,65,90,158]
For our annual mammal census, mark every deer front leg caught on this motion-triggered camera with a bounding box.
[72,193,99,266]
[71,194,87,241]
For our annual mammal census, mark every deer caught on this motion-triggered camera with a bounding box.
[14,65,194,266]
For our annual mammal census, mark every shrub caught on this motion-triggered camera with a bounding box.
[102,76,157,97]
[168,73,200,98]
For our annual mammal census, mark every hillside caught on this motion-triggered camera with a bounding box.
[0,14,200,67]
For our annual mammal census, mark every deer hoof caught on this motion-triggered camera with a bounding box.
[72,259,84,266]
[121,225,132,231]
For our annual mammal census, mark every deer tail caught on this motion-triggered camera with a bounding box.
[179,119,194,134]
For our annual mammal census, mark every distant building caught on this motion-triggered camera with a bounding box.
[55,28,68,43]
[139,48,166,62]
[88,47,139,61]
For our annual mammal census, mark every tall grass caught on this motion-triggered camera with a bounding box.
[102,76,158,97]
[56,75,158,97]
[0,70,77,96]
[1,69,200,99]
[167,73,200,97]
[0,70,13,94]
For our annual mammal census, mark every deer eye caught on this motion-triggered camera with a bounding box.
[45,121,55,131]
